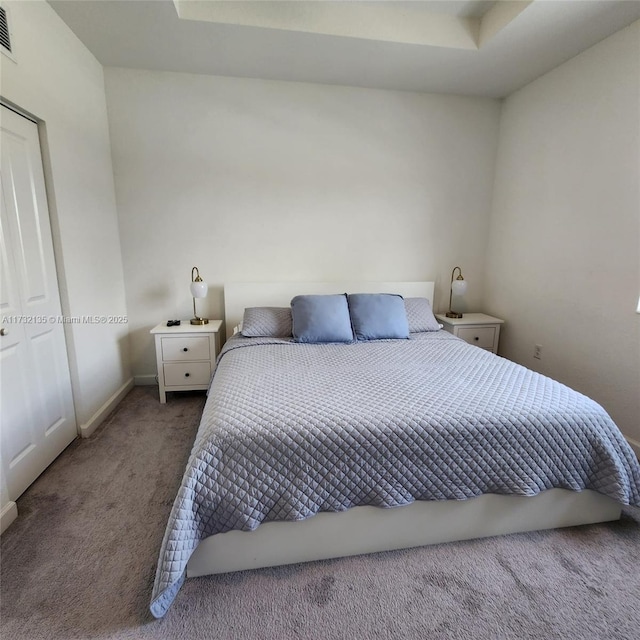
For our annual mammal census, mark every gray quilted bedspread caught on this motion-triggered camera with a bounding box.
[150,332,640,617]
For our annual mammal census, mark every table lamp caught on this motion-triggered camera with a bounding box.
[446,266,468,318]
[190,266,209,325]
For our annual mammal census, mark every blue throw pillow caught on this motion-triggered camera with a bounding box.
[348,293,409,341]
[291,294,354,343]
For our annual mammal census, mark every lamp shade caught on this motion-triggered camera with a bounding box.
[190,280,208,299]
[451,279,468,296]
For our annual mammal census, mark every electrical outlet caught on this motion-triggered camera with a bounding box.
[534,344,542,360]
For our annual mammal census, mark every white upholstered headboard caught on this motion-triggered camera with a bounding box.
[223,281,435,339]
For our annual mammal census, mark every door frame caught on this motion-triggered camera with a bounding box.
[1,98,79,435]
[0,100,80,532]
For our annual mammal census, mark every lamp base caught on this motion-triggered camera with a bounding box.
[445,312,463,319]
[190,317,209,325]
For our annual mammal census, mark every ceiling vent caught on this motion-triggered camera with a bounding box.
[0,5,13,57]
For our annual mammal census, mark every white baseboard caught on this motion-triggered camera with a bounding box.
[626,435,640,460]
[79,377,134,438]
[1,501,18,534]
[134,374,157,386]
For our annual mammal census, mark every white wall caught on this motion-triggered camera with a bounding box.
[484,22,640,451]
[104,68,501,378]
[0,1,131,432]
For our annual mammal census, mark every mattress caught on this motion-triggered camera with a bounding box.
[150,331,640,617]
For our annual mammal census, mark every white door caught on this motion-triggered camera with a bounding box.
[0,105,76,500]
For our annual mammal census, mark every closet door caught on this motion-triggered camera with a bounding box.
[0,105,76,500]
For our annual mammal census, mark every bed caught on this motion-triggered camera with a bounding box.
[150,281,640,618]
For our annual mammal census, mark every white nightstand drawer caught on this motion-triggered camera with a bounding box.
[456,326,496,350]
[161,336,210,361]
[435,314,503,355]
[163,362,211,386]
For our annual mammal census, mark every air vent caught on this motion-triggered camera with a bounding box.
[0,5,12,54]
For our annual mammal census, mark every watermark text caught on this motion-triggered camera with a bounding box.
[1,315,128,325]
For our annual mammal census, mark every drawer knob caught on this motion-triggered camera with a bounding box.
[185,372,190,377]
[183,347,188,352]
[474,337,479,341]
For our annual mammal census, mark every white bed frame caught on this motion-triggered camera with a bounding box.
[186,281,621,578]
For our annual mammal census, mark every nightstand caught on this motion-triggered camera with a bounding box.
[150,320,223,403]
[435,313,504,354]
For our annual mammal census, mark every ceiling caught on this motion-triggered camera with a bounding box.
[48,0,640,98]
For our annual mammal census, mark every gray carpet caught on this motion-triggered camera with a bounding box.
[1,386,639,640]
